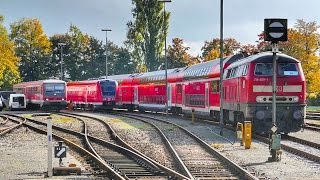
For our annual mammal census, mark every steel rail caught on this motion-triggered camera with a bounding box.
[116,113,193,179]
[282,134,320,150]
[58,113,154,180]
[0,115,26,136]
[20,113,176,179]
[58,111,191,180]
[4,114,125,180]
[119,112,259,180]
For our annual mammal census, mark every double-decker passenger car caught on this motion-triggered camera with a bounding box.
[13,79,67,111]
[108,52,305,134]
[66,79,117,110]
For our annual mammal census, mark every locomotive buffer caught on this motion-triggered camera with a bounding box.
[264,18,288,161]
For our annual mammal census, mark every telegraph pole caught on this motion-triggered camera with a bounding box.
[101,29,112,79]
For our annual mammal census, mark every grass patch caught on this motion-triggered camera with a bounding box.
[109,118,152,130]
[22,114,33,118]
[51,114,76,123]
[306,106,320,112]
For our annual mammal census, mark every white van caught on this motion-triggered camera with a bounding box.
[9,94,26,110]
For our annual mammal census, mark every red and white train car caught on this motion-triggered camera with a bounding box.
[222,52,306,134]
[66,79,117,110]
[13,79,67,110]
[108,52,305,134]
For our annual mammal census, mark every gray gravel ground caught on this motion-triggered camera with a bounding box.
[290,129,320,144]
[65,112,320,180]
[0,126,89,179]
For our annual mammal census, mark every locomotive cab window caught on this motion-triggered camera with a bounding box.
[255,63,273,76]
[279,63,299,76]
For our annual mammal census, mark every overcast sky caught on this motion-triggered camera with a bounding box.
[1,0,320,56]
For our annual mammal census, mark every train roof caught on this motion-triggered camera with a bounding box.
[67,79,116,85]
[182,53,246,80]
[135,68,182,84]
[226,52,300,70]
[13,79,66,87]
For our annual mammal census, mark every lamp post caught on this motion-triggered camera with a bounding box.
[58,43,66,81]
[219,0,224,135]
[101,29,112,79]
[159,0,171,116]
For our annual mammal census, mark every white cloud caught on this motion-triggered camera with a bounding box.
[184,41,204,57]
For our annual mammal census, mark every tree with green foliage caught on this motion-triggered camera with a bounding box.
[126,0,170,72]
[49,34,71,79]
[0,15,20,89]
[201,38,240,61]
[167,38,194,68]
[64,25,90,81]
[10,18,51,82]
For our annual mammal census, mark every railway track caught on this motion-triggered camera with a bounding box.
[0,115,25,136]
[73,111,258,180]
[57,113,174,179]
[5,113,182,179]
[126,112,320,165]
[57,112,189,179]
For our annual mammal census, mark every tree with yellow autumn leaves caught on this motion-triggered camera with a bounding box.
[280,19,320,94]
[0,15,20,90]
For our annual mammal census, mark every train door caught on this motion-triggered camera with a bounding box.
[168,85,172,107]
[205,83,209,110]
[118,88,123,105]
[182,84,185,108]
[133,86,138,105]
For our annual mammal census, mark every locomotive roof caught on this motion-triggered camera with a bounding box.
[226,52,300,69]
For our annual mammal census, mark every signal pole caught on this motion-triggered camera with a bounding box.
[219,0,224,135]
[264,18,288,161]
[58,43,66,81]
[158,0,171,117]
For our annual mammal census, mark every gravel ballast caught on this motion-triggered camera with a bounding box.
[0,124,88,179]
[62,112,320,180]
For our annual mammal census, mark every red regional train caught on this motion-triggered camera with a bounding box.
[13,79,67,111]
[107,52,306,134]
[66,79,117,110]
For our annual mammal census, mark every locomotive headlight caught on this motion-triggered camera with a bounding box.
[62,98,64,101]
[256,110,265,120]
[293,110,303,120]
[46,98,49,101]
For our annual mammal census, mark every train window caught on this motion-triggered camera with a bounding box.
[242,64,248,76]
[255,63,273,76]
[211,81,220,93]
[278,63,299,76]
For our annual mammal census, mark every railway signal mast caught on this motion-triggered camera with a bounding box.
[264,18,288,161]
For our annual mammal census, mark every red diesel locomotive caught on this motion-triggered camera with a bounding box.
[108,52,306,134]
[223,52,305,134]
[66,79,117,110]
[13,79,67,110]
